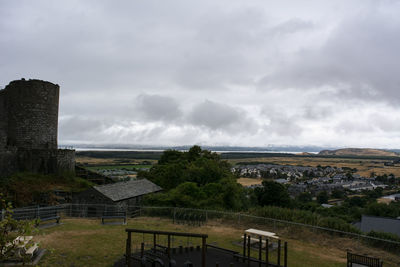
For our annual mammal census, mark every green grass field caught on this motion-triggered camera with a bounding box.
[86,164,151,172]
[34,217,400,267]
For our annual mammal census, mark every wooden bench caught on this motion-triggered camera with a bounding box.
[101,211,127,225]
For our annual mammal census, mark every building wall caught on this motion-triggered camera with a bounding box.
[73,187,115,205]
[72,188,143,207]
[5,79,59,149]
[14,148,75,174]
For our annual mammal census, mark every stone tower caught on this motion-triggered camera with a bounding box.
[0,79,75,177]
[5,79,59,149]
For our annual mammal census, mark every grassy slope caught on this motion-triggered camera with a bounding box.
[34,217,400,267]
[319,148,398,157]
[0,173,92,207]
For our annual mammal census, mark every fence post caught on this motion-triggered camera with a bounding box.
[173,207,176,224]
[247,235,251,267]
[284,241,288,267]
[277,239,281,266]
[265,238,269,264]
[126,231,132,267]
[258,236,262,267]
[243,233,247,262]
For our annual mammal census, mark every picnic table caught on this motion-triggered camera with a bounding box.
[245,228,279,239]
[242,229,279,248]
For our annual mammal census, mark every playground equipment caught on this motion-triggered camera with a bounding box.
[125,228,289,267]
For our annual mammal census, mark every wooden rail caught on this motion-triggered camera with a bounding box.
[347,251,383,267]
[125,229,208,267]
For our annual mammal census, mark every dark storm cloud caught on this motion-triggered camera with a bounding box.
[2,0,400,147]
[135,94,182,122]
[259,7,400,103]
[188,100,257,132]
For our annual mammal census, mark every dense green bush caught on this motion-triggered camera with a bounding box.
[141,146,247,210]
[366,231,400,251]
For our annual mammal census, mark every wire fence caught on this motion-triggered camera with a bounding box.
[2,204,400,254]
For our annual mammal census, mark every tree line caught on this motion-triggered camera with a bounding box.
[139,146,400,235]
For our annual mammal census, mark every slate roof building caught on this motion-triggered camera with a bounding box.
[73,179,162,208]
[358,215,400,237]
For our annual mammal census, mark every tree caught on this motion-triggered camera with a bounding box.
[347,196,366,208]
[141,146,246,210]
[297,192,313,203]
[331,189,345,199]
[255,181,292,208]
[317,191,329,204]
[187,145,202,161]
[0,194,35,262]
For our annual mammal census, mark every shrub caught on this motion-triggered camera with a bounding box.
[0,194,36,262]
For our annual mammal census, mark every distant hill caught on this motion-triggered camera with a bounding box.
[318,148,399,157]
[298,152,315,156]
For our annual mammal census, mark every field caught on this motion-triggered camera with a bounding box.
[75,155,156,166]
[33,217,400,267]
[76,151,400,178]
[237,178,263,187]
[85,164,152,172]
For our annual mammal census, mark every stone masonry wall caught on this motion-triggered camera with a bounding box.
[0,79,74,178]
[5,79,59,149]
[0,149,17,177]
[57,149,76,173]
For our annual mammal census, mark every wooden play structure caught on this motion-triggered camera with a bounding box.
[242,229,287,267]
[124,228,289,267]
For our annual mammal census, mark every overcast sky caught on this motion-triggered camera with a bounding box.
[1,0,400,148]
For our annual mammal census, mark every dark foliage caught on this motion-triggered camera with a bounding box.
[141,146,247,210]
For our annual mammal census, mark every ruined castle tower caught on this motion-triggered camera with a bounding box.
[0,79,75,177]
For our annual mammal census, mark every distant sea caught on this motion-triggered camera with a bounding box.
[70,146,318,154]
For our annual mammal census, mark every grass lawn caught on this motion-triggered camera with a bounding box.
[33,217,400,267]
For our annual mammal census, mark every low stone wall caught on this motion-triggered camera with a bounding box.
[57,149,75,173]
[0,148,75,177]
[0,149,18,177]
